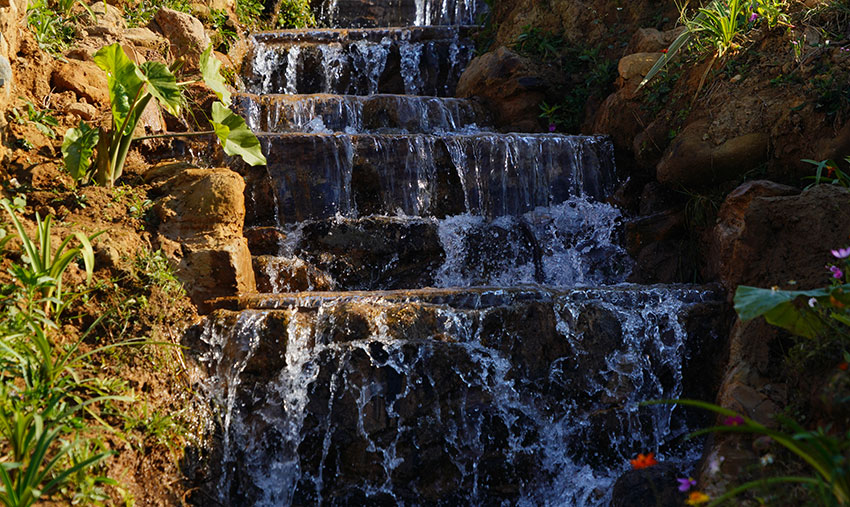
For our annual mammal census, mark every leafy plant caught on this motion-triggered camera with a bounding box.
[639,0,790,90]
[62,43,266,188]
[26,0,77,55]
[275,0,315,28]
[0,199,100,319]
[647,399,850,506]
[9,100,59,140]
[124,0,192,28]
[211,9,238,53]
[802,157,850,189]
[236,0,265,27]
[513,25,564,61]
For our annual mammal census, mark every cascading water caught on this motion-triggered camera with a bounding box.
[187,2,729,505]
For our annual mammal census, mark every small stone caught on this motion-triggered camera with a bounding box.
[66,101,97,120]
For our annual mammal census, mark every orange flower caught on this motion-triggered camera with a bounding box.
[839,362,849,371]
[630,452,658,469]
[685,491,710,505]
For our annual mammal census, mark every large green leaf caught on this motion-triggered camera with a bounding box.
[200,45,231,107]
[210,101,266,166]
[93,43,145,135]
[733,285,846,338]
[61,121,99,185]
[138,61,182,117]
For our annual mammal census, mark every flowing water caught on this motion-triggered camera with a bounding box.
[189,2,728,505]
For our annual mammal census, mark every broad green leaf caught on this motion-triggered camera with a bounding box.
[93,43,144,135]
[139,61,182,117]
[61,121,99,185]
[200,45,231,107]
[210,101,266,166]
[733,285,847,338]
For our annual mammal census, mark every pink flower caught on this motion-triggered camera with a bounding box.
[678,477,697,492]
[749,12,759,22]
[548,123,557,132]
[830,266,844,279]
[832,247,850,259]
[724,415,745,426]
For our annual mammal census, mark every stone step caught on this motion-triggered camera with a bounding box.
[244,27,475,96]
[238,133,616,225]
[310,0,486,28]
[246,198,632,292]
[189,284,728,504]
[233,93,493,134]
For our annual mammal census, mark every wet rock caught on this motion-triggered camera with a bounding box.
[625,208,686,256]
[657,122,771,188]
[629,240,688,284]
[707,182,849,292]
[151,8,210,72]
[253,255,334,293]
[592,90,647,154]
[244,226,286,255]
[51,59,109,105]
[456,46,546,132]
[633,117,671,169]
[295,216,444,290]
[611,462,684,507]
[150,164,256,310]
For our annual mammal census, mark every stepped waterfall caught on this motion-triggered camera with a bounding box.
[186,1,728,504]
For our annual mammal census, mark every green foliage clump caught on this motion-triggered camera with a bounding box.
[62,43,266,188]
[276,0,315,28]
[25,0,90,55]
[8,100,59,140]
[124,0,192,28]
[236,0,265,27]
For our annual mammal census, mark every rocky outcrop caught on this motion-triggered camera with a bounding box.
[707,181,850,292]
[51,60,110,105]
[0,0,26,111]
[148,162,256,311]
[456,47,547,132]
[150,8,211,73]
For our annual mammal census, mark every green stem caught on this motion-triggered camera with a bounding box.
[132,131,215,141]
[706,476,823,506]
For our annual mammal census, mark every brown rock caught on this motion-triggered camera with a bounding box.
[456,46,546,132]
[627,27,686,54]
[625,208,685,256]
[617,52,662,81]
[122,27,168,51]
[151,164,256,310]
[707,182,850,292]
[65,101,97,121]
[591,91,648,154]
[151,8,211,73]
[89,2,126,30]
[657,121,770,188]
[51,59,109,106]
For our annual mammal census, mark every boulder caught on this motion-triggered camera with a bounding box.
[657,121,771,188]
[627,27,686,54]
[591,90,648,155]
[617,52,662,82]
[52,59,109,106]
[65,101,97,120]
[456,46,546,132]
[122,27,169,51]
[707,181,850,292]
[89,2,126,31]
[151,8,210,73]
[0,0,27,111]
[149,163,256,310]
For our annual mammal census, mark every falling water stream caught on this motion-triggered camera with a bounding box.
[188,1,728,505]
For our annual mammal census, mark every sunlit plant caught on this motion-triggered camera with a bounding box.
[62,43,266,188]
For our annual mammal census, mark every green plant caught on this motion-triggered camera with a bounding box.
[124,0,191,28]
[211,9,238,53]
[9,100,59,140]
[236,0,265,27]
[639,0,790,90]
[0,199,99,319]
[648,399,850,506]
[275,0,315,28]
[62,43,266,188]
[802,157,850,189]
[513,25,564,61]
